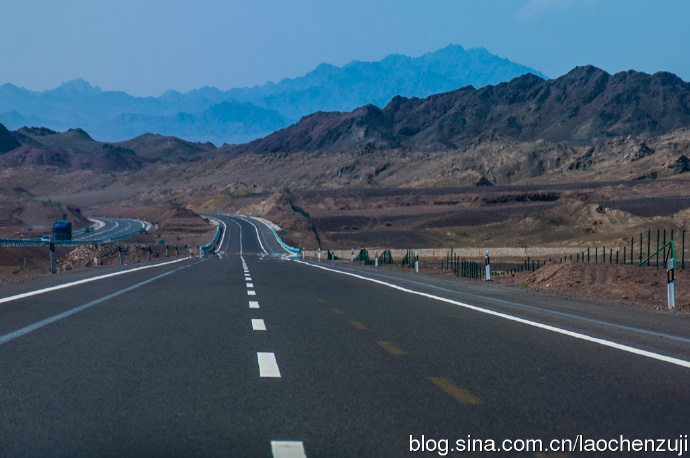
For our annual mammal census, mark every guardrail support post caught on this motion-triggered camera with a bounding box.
[49,240,56,274]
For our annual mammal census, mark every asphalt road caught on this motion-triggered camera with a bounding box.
[0,214,688,457]
[74,217,148,243]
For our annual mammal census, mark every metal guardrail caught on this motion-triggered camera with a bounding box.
[267,225,301,254]
[200,221,224,257]
[0,223,147,247]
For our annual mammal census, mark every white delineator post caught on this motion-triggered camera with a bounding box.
[351,248,354,262]
[667,258,676,309]
[318,248,321,262]
[414,251,419,272]
[375,250,379,267]
[485,250,491,281]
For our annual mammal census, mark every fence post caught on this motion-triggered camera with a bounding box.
[647,229,651,266]
[657,229,660,268]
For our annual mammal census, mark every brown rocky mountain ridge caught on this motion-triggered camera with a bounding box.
[228,66,690,155]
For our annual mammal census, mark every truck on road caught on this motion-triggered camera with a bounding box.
[52,221,72,241]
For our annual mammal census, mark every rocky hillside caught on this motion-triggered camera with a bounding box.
[230,66,690,155]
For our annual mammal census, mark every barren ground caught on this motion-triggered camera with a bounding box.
[1,177,689,315]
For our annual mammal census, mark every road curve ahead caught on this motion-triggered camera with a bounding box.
[0,214,689,457]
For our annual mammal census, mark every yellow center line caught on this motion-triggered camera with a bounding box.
[427,377,483,404]
[348,321,368,330]
[377,341,407,355]
[330,307,343,314]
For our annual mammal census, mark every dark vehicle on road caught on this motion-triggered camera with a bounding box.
[52,220,72,241]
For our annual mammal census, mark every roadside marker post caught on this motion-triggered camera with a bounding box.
[375,250,379,267]
[668,258,676,309]
[148,244,152,261]
[318,248,321,262]
[166,244,169,257]
[118,244,124,265]
[639,239,676,309]
[351,248,354,263]
[414,251,419,273]
[485,250,492,281]
[175,245,179,257]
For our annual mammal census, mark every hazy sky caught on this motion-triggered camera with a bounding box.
[1,0,688,97]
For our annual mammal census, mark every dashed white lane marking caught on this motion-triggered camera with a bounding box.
[246,283,254,288]
[252,319,267,331]
[257,352,281,377]
[271,441,307,458]
[249,301,260,309]
[248,290,256,296]
[246,277,252,281]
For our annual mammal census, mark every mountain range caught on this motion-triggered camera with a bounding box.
[231,66,690,155]
[0,45,543,146]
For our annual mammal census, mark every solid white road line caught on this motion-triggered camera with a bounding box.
[252,319,267,331]
[257,352,281,377]
[249,301,260,309]
[0,263,196,346]
[271,441,307,458]
[0,257,192,306]
[248,290,256,296]
[296,260,690,370]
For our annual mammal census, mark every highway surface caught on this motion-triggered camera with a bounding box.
[0,214,688,457]
[74,217,149,243]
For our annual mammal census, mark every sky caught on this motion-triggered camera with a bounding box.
[1,0,689,97]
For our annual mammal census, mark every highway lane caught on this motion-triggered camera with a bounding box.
[74,217,148,243]
[0,214,688,456]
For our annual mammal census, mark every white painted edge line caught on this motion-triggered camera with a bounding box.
[248,290,256,296]
[238,216,268,255]
[271,440,307,458]
[257,352,281,377]
[0,263,196,346]
[250,216,295,255]
[252,318,267,331]
[0,257,193,306]
[246,283,254,288]
[249,301,260,309]
[295,260,690,370]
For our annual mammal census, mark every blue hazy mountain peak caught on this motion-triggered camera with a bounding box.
[0,44,547,145]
